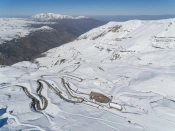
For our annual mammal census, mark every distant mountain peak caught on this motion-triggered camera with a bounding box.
[31,13,89,21]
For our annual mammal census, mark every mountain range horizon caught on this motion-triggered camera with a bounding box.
[1,13,175,22]
[1,1,175,130]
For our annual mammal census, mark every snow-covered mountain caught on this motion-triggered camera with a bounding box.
[1,18,175,131]
[0,16,105,65]
[0,18,80,65]
[0,18,54,45]
[31,13,89,21]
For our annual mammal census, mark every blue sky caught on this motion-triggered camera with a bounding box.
[0,0,175,16]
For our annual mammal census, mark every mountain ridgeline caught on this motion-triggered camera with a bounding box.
[0,13,105,65]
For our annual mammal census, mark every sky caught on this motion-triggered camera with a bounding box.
[0,0,175,17]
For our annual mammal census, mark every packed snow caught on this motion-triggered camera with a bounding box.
[1,18,175,131]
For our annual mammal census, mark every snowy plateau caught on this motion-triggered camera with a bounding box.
[1,18,175,131]
[0,18,55,44]
[0,13,90,45]
[0,13,89,45]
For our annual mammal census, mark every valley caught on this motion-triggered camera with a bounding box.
[0,14,105,65]
[1,18,175,130]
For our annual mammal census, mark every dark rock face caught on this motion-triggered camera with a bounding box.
[0,19,105,65]
[0,28,76,65]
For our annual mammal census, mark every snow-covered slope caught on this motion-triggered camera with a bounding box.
[1,18,175,131]
[31,13,89,21]
[0,18,54,44]
[0,16,104,65]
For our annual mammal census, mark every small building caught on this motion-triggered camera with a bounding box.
[89,92,111,103]
[109,102,122,111]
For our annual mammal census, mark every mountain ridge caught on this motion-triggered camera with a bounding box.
[1,18,175,130]
[31,13,89,21]
[0,14,105,65]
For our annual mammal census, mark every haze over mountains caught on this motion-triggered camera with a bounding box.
[90,14,175,21]
[0,13,105,65]
[1,16,175,130]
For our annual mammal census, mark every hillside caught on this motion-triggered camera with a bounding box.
[0,18,175,131]
[0,14,105,65]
